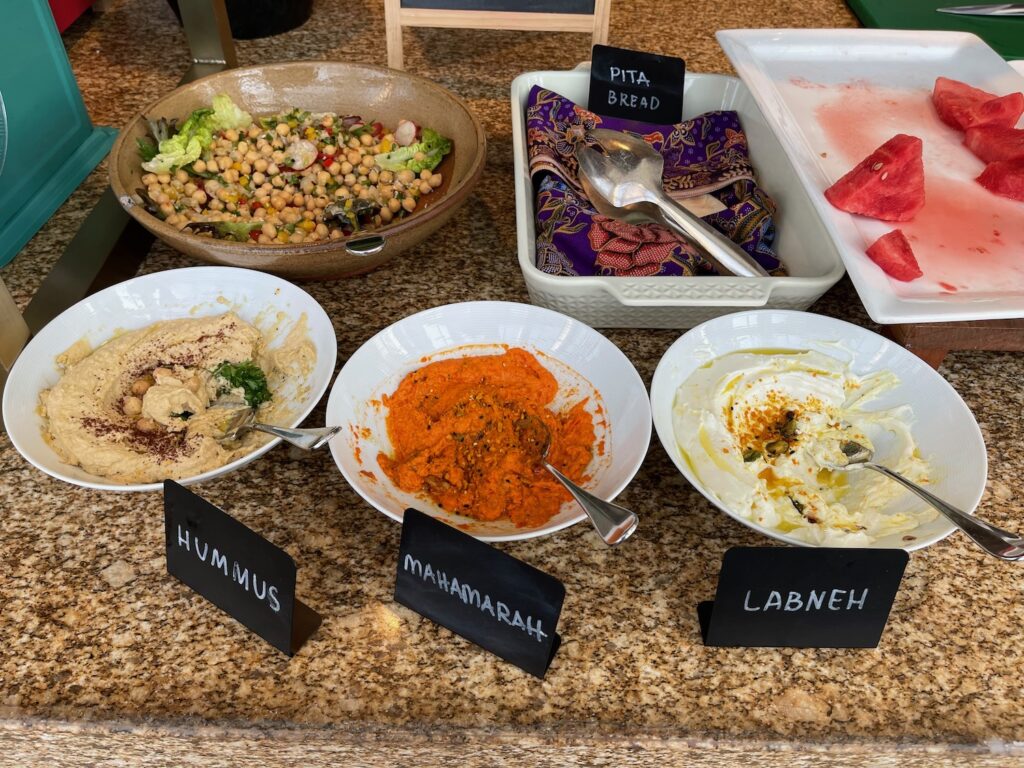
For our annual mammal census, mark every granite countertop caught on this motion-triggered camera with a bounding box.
[3,0,1024,764]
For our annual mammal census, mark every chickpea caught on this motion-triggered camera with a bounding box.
[348,137,361,149]
[402,196,416,213]
[159,202,174,217]
[282,210,301,225]
[379,170,394,184]
[314,222,329,237]
[322,115,334,128]
[358,187,371,200]
[236,140,249,155]
[209,199,224,211]
[271,175,285,188]
[330,229,343,240]
[397,169,415,185]
[270,195,287,211]
[333,187,351,200]
[380,206,393,224]
[258,234,272,244]
[130,378,152,396]
[141,173,158,186]
[292,193,305,207]
[302,209,315,220]
[413,151,426,162]
[360,133,374,146]
[271,138,284,150]
[192,189,208,205]
[260,143,274,157]
[245,150,259,163]
[272,150,286,164]
[136,418,159,433]
[183,182,197,196]
[276,123,291,136]
[289,232,304,244]
[388,197,401,213]
[346,150,361,166]
[419,180,432,195]
[360,155,375,170]
[240,161,252,175]
[344,173,357,187]
[340,161,353,175]
[157,173,171,185]
[323,144,337,156]
[248,126,261,139]
[306,232,320,242]
[429,173,442,188]
[267,163,280,175]
[251,171,266,186]
[420,169,432,181]
[368,169,379,184]
[224,128,239,142]
[316,170,330,186]
[223,169,239,184]
[216,156,231,171]
[305,197,316,211]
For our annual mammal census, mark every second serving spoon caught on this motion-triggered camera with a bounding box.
[517,414,638,546]
[576,128,770,278]
[819,440,1024,560]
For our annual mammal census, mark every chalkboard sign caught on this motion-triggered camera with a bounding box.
[394,509,565,678]
[698,547,908,649]
[164,481,321,656]
[384,0,611,69]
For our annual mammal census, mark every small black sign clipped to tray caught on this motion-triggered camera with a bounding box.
[164,480,321,656]
[394,509,565,678]
[698,546,909,649]
[589,44,685,123]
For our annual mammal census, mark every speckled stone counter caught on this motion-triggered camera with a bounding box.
[3,1,1024,765]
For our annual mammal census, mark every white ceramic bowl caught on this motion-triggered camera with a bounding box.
[325,301,652,541]
[649,310,987,551]
[3,267,337,492]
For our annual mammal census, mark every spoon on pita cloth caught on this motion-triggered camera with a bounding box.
[576,128,769,278]
[817,439,1024,560]
[516,413,638,546]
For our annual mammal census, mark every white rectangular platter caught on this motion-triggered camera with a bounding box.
[718,29,1024,324]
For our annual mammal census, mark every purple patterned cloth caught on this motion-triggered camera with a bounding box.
[526,85,783,277]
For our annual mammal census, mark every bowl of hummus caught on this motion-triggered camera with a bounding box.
[4,267,337,491]
[650,310,987,550]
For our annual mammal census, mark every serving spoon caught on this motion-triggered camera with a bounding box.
[213,403,341,451]
[517,414,638,546]
[819,440,1024,560]
[575,128,770,278]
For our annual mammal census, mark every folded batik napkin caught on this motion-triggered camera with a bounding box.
[525,85,783,277]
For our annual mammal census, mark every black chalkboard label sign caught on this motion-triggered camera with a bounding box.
[589,44,685,123]
[164,481,321,656]
[394,509,564,678]
[698,547,908,648]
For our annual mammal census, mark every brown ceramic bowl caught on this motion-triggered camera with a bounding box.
[109,61,486,280]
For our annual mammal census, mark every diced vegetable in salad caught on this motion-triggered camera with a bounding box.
[135,94,454,243]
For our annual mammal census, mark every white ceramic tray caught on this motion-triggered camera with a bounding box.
[510,68,845,329]
[718,29,1024,325]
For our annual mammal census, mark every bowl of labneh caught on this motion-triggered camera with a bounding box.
[650,310,987,550]
[325,301,652,542]
[3,267,337,491]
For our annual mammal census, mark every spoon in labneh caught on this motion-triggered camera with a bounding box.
[818,440,1024,560]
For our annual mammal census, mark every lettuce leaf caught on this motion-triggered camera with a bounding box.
[209,94,252,132]
[374,127,452,174]
[141,94,250,173]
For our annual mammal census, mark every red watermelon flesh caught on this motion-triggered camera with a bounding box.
[824,134,925,222]
[932,77,1024,131]
[865,230,923,282]
[977,158,1024,202]
[964,125,1024,164]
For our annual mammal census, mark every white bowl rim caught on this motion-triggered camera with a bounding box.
[649,308,988,551]
[3,266,338,492]
[326,299,653,542]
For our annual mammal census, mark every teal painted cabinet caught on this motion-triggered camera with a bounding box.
[0,0,116,266]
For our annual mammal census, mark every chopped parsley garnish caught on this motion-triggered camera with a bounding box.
[212,360,271,408]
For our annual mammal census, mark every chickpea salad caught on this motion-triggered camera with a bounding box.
[135,94,453,245]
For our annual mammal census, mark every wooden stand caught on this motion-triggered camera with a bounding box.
[885,318,1024,368]
[384,0,611,70]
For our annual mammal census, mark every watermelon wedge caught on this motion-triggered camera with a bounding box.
[865,230,923,282]
[977,158,1024,202]
[964,125,1024,164]
[824,134,925,221]
[932,77,1024,131]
